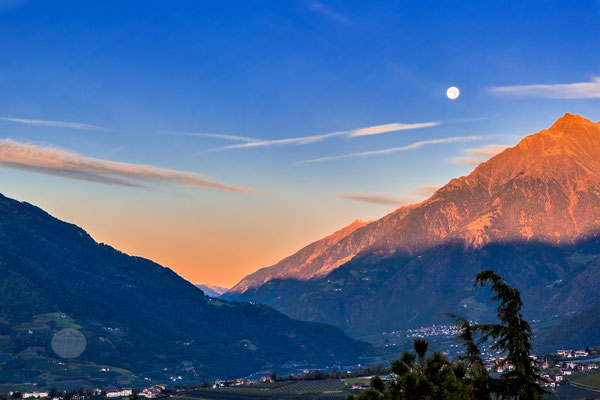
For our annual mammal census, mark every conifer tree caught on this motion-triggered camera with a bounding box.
[349,271,547,400]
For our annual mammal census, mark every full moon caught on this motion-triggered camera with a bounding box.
[446,86,460,100]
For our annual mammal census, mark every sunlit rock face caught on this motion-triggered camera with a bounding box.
[227,218,374,296]
[229,115,600,346]
[228,114,600,298]
[369,113,600,253]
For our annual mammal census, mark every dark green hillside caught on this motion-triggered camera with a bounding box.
[231,115,600,353]
[0,193,370,384]
[238,238,600,347]
[536,301,600,353]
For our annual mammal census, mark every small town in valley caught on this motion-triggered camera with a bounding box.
[3,344,600,400]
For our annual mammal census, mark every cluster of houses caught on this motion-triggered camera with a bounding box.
[4,346,600,399]
[538,360,598,388]
[534,350,600,388]
[344,355,600,392]
[104,388,133,398]
[6,385,166,400]
[16,392,52,399]
[350,382,369,390]
[347,375,395,391]
[258,376,274,383]
[139,385,166,398]
[556,349,590,358]
[436,348,600,390]
[405,324,462,338]
[7,392,48,399]
[211,378,252,388]
[103,385,166,399]
[210,375,281,389]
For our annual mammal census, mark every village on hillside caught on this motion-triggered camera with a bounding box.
[3,344,600,400]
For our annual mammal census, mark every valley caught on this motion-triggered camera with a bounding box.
[226,114,600,355]
[2,2,599,398]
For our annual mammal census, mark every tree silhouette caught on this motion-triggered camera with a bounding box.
[371,375,385,392]
[469,270,547,400]
[445,314,491,400]
[350,270,547,400]
[380,339,470,399]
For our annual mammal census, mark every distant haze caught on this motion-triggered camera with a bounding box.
[195,284,230,298]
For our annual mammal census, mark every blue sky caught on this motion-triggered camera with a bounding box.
[0,0,599,285]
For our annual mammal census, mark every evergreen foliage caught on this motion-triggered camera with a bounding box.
[0,193,369,382]
[348,270,547,400]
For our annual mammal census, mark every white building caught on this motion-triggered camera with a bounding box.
[106,389,133,398]
[23,392,49,398]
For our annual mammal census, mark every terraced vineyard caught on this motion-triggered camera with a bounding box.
[0,311,141,391]
[181,379,350,400]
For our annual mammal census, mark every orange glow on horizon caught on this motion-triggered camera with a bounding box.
[25,188,381,288]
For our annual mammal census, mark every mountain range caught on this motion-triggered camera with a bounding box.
[228,219,373,294]
[195,284,229,298]
[3,112,600,390]
[0,193,369,387]
[225,113,600,352]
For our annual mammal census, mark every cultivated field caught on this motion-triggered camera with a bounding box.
[181,379,350,400]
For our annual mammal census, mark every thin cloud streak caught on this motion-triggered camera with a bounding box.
[339,193,421,206]
[450,144,509,166]
[217,131,342,150]
[411,185,441,197]
[215,121,439,150]
[2,162,142,187]
[307,0,351,24]
[296,136,481,165]
[0,116,104,130]
[451,156,485,166]
[0,139,257,193]
[464,144,509,156]
[489,77,600,99]
[348,122,439,137]
[167,131,260,143]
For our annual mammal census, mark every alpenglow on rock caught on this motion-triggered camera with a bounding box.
[229,114,600,351]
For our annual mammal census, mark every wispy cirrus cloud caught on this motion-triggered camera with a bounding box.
[348,123,437,137]
[296,135,481,165]
[0,116,104,130]
[489,77,600,99]
[166,131,260,143]
[411,185,442,197]
[340,184,444,207]
[215,122,439,151]
[307,0,351,24]
[0,139,256,193]
[450,144,509,166]
[339,193,421,206]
